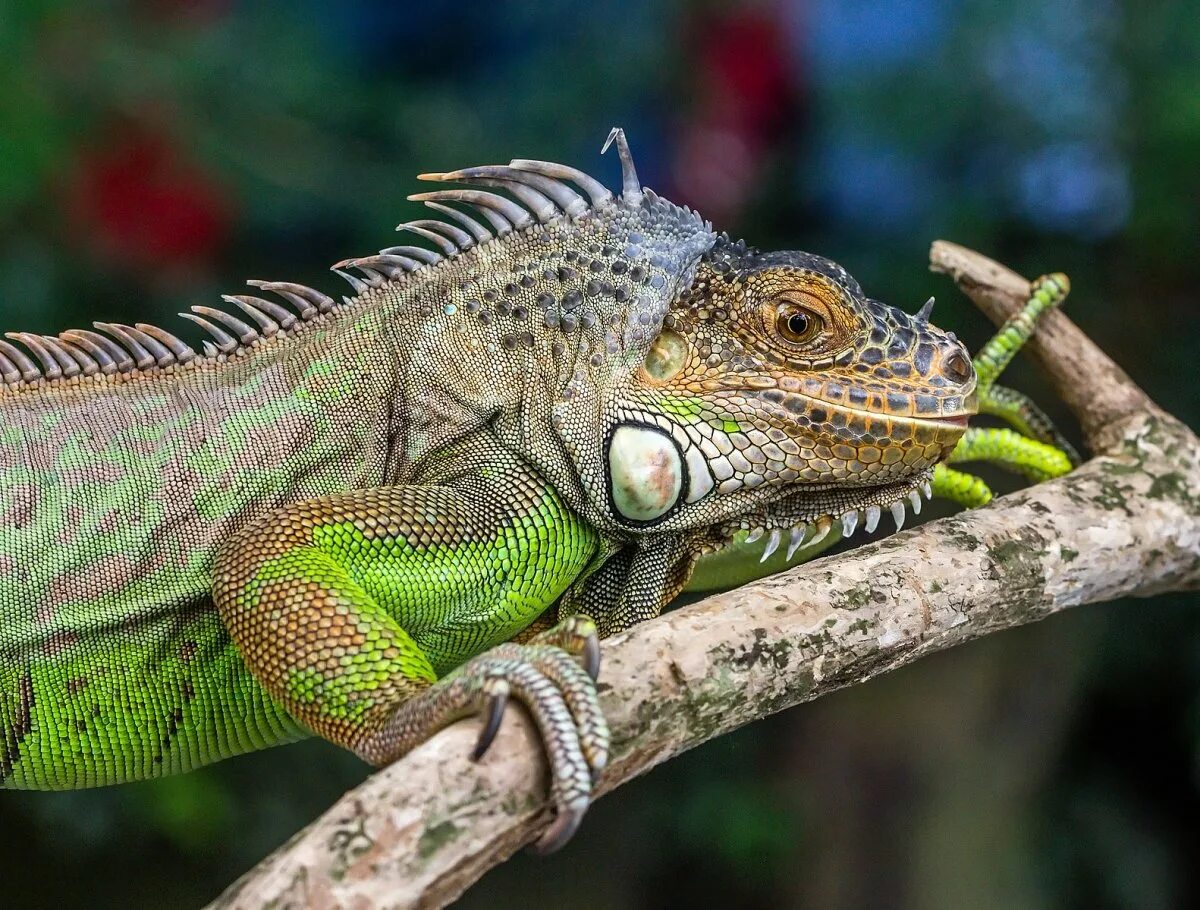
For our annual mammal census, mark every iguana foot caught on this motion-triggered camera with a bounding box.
[525,613,602,681]
[359,616,608,855]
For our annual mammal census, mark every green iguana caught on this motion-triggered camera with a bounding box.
[0,129,1074,852]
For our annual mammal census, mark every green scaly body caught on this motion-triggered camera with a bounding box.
[0,310,395,785]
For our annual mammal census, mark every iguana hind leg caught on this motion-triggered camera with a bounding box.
[935,271,1078,507]
[212,462,605,852]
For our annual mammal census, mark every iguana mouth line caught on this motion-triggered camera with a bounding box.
[775,395,974,433]
[909,413,970,429]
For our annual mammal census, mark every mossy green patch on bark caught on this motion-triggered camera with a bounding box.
[327,813,374,882]
[983,528,1052,620]
[847,617,878,636]
[500,791,540,817]
[730,628,795,672]
[834,581,873,611]
[943,522,984,552]
[1090,476,1133,514]
[417,818,462,860]
[1148,471,1194,505]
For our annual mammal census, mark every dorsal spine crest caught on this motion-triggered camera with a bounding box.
[0,129,697,393]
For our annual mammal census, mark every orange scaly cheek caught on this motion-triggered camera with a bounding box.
[742,406,968,486]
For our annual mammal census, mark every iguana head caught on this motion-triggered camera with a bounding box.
[602,236,976,552]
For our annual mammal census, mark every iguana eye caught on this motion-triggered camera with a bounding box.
[775,303,823,345]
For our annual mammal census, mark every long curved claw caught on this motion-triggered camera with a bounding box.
[492,642,610,778]
[530,798,588,855]
[530,613,602,681]
[487,658,595,848]
[437,648,600,851]
[472,682,509,761]
[582,634,601,682]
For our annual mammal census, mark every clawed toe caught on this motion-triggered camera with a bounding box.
[471,681,509,761]
[530,614,601,681]
[454,621,608,851]
[529,798,588,855]
[366,618,609,852]
[582,633,600,681]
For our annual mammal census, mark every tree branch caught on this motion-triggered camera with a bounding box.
[210,244,1200,910]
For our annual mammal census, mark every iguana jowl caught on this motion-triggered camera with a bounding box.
[0,129,1072,851]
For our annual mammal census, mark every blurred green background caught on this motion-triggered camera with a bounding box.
[0,1,1197,907]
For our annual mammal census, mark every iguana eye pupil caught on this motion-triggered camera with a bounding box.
[776,306,822,344]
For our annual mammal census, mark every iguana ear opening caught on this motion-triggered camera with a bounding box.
[640,330,689,383]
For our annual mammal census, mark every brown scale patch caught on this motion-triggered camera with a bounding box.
[0,483,39,528]
[41,630,80,656]
[60,460,128,487]
[44,553,143,605]
[96,508,123,536]
[127,436,170,459]
[56,504,87,545]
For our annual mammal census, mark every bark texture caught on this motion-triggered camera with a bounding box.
[210,243,1200,910]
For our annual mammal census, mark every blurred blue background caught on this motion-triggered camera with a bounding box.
[0,1,1196,907]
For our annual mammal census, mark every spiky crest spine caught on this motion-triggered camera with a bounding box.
[0,129,658,391]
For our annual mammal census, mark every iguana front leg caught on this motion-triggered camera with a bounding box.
[212,454,606,852]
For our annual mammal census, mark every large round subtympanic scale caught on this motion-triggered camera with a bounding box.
[607,425,683,522]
